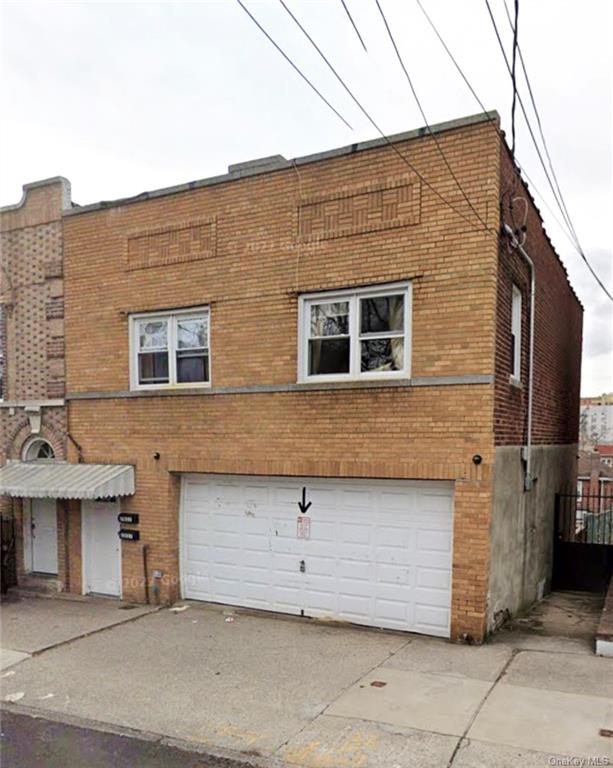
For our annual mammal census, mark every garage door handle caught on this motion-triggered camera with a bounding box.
[299,560,306,573]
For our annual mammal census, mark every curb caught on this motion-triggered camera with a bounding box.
[0,702,291,768]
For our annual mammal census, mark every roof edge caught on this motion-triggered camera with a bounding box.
[0,176,71,214]
[63,111,499,217]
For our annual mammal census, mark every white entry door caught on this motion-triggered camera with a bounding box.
[180,475,454,637]
[31,499,58,574]
[82,500,122,597]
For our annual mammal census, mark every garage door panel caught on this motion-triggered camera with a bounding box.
[415,604,450,635]
[186,575,210,594]
[415,584,452,606]
[376,562,410,583]
[209,531,242,549]
[375,598,411,621]
[210,514,241,533]
[181,475,453,637]
[242,532,270,549]
[339,522,372,544]
[304,591,337,613]
[185,526,210,544]
[417,529,452,553]
[242,549,271,569]
[186,542,209,561]
[337,558,372,580]
[417,567,451,590]
[271,552,301,573]
[273,584,302,606]
[376,526,413,547]
[340,489,374,509]
[308,519,336,540]
[305,555,336,576]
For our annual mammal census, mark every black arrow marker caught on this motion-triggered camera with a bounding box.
[298,486,312,514]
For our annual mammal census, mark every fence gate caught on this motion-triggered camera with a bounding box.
[552,489,613,592]
[0,516,17,594]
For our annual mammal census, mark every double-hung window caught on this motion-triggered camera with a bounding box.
[130,307,210,389]
[511,285,522,382]
[299,282,411,382]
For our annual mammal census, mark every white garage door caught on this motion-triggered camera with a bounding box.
[180,475,454,637]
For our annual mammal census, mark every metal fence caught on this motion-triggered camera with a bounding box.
[0,516,16,594]
[555,490,613,546]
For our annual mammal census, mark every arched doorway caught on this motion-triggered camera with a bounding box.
[21,437,58,574]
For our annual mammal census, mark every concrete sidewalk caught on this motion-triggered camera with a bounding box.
[1,594,612,767]
[0,594,156,668]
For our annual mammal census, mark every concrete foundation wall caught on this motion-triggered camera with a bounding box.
[487,444,577,632]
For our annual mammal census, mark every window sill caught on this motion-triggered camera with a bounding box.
[131,383,211,392]
[66,373,495,401]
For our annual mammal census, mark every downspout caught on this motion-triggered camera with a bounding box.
[503,223,535,492]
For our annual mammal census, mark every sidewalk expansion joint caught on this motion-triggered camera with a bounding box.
[446,647,520,767]
[25,606,163,658]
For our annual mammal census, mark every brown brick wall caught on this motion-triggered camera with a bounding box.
[64,123,500,394]
[494,147,583,446]
[64,120,501,640]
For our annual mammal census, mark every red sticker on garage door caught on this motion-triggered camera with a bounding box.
[297,516,311,540]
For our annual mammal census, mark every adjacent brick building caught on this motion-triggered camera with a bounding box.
[1,113,583,641]
[0,177,71,588]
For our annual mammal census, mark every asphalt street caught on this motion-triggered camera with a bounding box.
[0,711,261,768]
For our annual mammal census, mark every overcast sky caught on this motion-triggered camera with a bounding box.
[1,0,611,396]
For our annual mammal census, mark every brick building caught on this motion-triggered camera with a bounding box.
[0,177,71,587]
[0,113,583,641]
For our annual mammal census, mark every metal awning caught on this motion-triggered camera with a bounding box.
[0,462,135,500]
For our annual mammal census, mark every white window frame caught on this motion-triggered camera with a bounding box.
[129,306,211,391]
[298,281,412,383]
[511,284,522,383]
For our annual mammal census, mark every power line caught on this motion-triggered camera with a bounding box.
[483,0,575,239]
[374,0,490,231]
[235,0,353,130]
[502,0,581,249]
[509,0,519,159]
[415,0,612,302]
[483,0,612,301]
[414,0,569,238]
[340,0,368,52]
[274,0,494,236]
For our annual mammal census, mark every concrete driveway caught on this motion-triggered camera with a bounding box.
[1,595,612,767]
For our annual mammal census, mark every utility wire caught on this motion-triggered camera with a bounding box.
[415,0,611,302]
[374,0,489,230]
[235,0,353,130]
[340,0,368,52]
[415,0,567,237]
[510,0,519,159]
[275,0,494,236]
[414,0,565,240]
[483,0,612,301]
[502,0,581,249]
[483,0,575,239]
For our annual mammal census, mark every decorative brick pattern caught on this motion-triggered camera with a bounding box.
[0,180,69,582]
[45,297,64,320]
[297,177,420,242]
[46,337,65,359]
[45,260,63,279]
[126,218,216,271]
